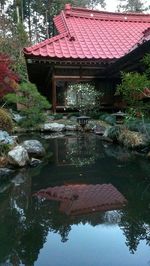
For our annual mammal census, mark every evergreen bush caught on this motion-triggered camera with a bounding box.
[5,82,51,128]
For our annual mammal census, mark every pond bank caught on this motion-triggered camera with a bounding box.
[1,114,150,177]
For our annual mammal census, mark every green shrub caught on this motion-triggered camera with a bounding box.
[67,112,79,119]
[0,143,11,156]
[5,82,51,128]
[53,113,63,120]
[105,126,122,141]
[99,113,116,125]
[0,108,13,132]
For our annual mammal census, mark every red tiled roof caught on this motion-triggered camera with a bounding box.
[24,4,150,60]
[35,184,127,216]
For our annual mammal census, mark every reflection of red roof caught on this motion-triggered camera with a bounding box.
[35,184,127,216]
[24,4,150,60]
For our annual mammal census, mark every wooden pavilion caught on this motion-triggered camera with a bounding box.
[23,4,150,112]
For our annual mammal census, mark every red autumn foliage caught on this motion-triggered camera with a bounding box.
[0,53,19,98]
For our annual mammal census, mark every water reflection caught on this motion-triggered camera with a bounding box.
[52,134,101,167]
[0,134,150,265]
[35,184,127,216]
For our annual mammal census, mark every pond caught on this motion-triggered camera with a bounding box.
[1,133,150,266]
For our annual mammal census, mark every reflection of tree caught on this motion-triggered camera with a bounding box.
[0,172,48,266]
[119,181,150,253]
[120,213,146,253]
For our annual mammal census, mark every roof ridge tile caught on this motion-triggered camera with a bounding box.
[65,5,150,23]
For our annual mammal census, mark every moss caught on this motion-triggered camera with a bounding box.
[0,108,13,132]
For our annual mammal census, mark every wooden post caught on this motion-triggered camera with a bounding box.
[52,76,56,113]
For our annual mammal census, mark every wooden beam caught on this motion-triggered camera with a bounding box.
[54,75,96,80]
[52,76,56,113]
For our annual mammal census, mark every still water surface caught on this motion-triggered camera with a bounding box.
[1,133,150,266]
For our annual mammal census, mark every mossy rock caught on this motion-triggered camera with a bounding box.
[0,108,13,132]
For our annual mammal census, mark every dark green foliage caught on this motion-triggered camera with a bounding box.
[117,71,150,118]
[142,54,150,79]
[99,113,116,125]
[53,113,64,120]
[117,72,150,106]
[0,143,11,157]
[125,118,150,135]
[89,111,102,120]
[105,125,122,141]
[27,0,106,40]
[5,82,51,128]
[67,112,80,119]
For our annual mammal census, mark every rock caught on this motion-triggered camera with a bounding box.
[41,123,65,132]
[30,158,42,167]
[0,130,15,145]
[0,168,15,178]
[22,140,45,157]
[8,145,29,167]
[65,125,77,131]
[93,125,106,135]
[12,113,24,123]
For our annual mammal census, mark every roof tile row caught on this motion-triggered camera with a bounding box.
[24,5,150,61]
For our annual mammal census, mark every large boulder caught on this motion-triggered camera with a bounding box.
[65,125,77,131]
[22,140,45,157]
[8,145,29,167]
[41,123,65,132]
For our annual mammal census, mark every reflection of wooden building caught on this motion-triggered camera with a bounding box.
[23,4,150,112]
[35,184,127,216]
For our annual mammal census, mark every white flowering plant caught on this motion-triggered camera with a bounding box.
[66,83,102,115]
